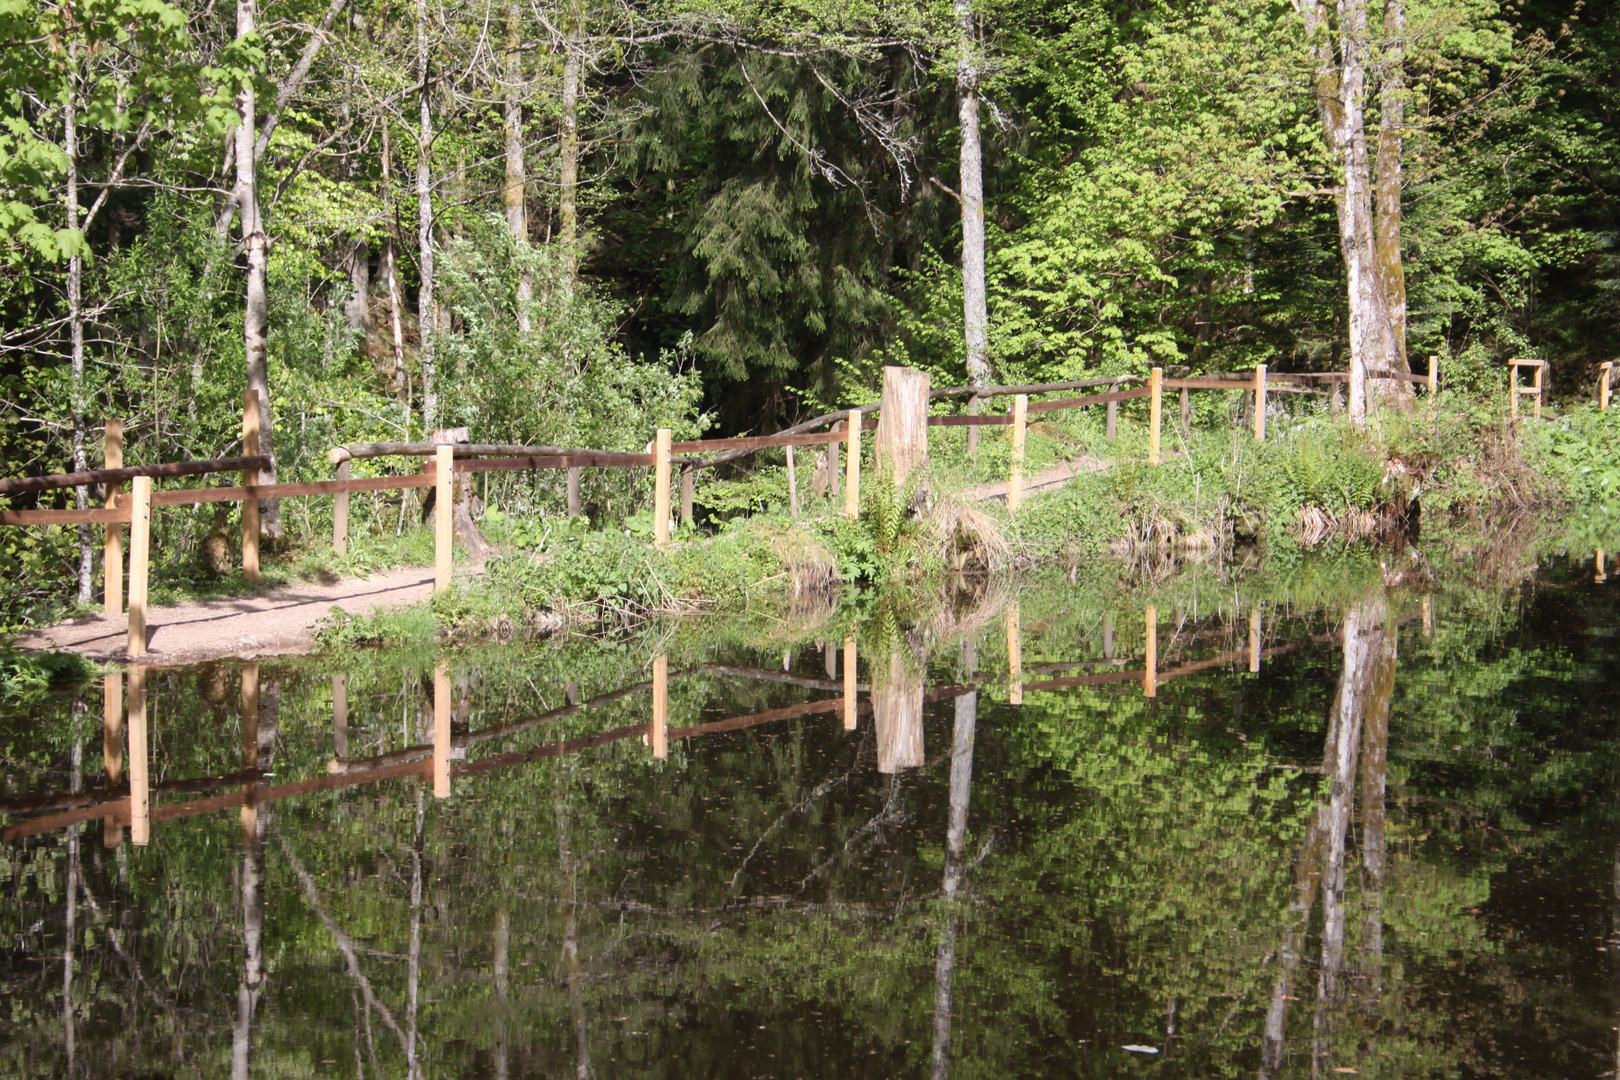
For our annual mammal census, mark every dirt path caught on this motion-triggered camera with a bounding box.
[11,565,459,665]
[965,455,1110,502]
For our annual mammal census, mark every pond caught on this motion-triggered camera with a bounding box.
[2,559,1617,1078]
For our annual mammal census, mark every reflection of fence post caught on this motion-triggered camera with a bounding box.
[1597,549,1608,584]
[1008,395,1027,514]
[333,673,349,762]
[242,390,260,581]
[843,636,857,730]
[1248,608,1261,673]
[103,671,123,848]
[785,444,799,520]
[1254,364,1267,442]
[433,662,451,798]
[241,660,260,841]
[844,410,861,520]
[127,476,152,657]
[1143,605,1157,698]
[1148,368,1163,465]
[1007,601,1022,705]
[1422,594,1434,637]
[1601,363,1613,412]
[103,418,123,614]
[128,666,149,845]
[333,459,350,555]
[434,444,453,591]
[566,466,582,518]
[654,429,672,546]
[651,653,668,759]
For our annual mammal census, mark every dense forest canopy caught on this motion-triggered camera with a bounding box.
[0,0,1613,490]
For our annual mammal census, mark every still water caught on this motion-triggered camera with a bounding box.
[2,562,1617,1078]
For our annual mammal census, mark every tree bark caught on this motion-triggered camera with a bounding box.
[1298,0,1408,424]
[558,7,582,286]
[504,1,533,330]
[65,43,92,604]
[954,0,991,388]
[1374,0,1410,386]
[235,0,282,538]
[416,0,438,431]
[343,237,370,334]
[875,366,930,487]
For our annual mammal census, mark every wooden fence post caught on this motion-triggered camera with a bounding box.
[566,466,582,518]
[1248,608,1261,673]
[828,423,842,506]
[844,410,861,520]
[1148,368,1163,465]
[333,459,350,555]
[654,428,672,547]
[127,476,152,657]
[651,653,668,759]
[128,665,149,845]
[1600,362,1613,412]
[1143,605,1157,698]
[1107,377,1121,440]
[843,636,857,730]
[680,465,694,528]
[102,419,124,615]
[433,661,451,798]
[242,390,260,581]
[1254,364,1267,442]
[785,444,799,520]
[1008,395,1027,513]
[1532,363,1544,421]
[103,671,123,848]
[434,444,453,592]
[1007,600,1022,705]
[1428,355,1439,400]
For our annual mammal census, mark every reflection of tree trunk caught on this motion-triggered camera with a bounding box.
[1357,627,1393,1021]
[1313,598,1394,1072]
[494,907,511,1080]
[64,739,82,1073]
[406,790,427,1080]
[929,660,977,1080]
[233,672,278,1080]
[559,802,590,1079]
[873,651,924,774]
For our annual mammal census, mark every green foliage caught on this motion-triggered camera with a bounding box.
[0,649,95,699]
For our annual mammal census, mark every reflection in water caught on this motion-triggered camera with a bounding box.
[128,667,149,845]
[931,642,978,1080]
[233,661,276,1080]
[874,649,924,774]
[1144,604,1158,698]
[652,653,669,759]
[101,671,121,849]
[434,662,452,798]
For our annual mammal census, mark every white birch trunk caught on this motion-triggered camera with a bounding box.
[559,12,582,288]
[955,0,991,388]
[504,1,532,330]
[1374,0,1413,407]
[416,0,437,430]
[236,0,281,536]
[65,43,93,603]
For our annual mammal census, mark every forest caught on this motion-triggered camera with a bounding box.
[0,0,1615,622]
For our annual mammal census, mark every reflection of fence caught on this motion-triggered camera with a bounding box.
[2,607,1366,844]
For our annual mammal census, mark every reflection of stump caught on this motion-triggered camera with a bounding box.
[428,427,493,558]
[873,650,924,773]
[875,366,930,488]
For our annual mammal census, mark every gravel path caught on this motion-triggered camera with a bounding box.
[11,565,457,666]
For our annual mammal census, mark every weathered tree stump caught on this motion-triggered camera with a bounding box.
[428,427,493,558]
[873,650,924,774]
[874,366,930,488]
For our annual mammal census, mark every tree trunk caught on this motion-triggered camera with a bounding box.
[342,237,370,334]
[236,0,282,538]
[875,365,930,487]
[505,1,532,330]
[954,0,991,389]
[1374,0,1410,395]
[65,44,92,604]
[1300,0,1407,425]
[558,11,582,286]
[416,0,438,431]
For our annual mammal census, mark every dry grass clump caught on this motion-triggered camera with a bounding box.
[920,497,1012,573]
[765,526,841,599]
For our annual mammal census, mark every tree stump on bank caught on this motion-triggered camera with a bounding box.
[874,365,929,493]
[428,427,494,558]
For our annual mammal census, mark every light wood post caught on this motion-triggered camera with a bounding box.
[1007,601,1022,705]
[654,428,672,547]
[128,666,149,845]
[1254,364,1267,442]
[566,466,582,517]
[1248,608,1261,673]
[333,673,349,762]
[1143,605,1157,698]
[844,410,861,520]
[1148,368,1163,465]
[1107,377,1121,440]
[1601,363,1613,412]
[965,393,980,458]
[127,476,152,657]
[843,636,857,730]
[785,445,799,520]
[1428,355,1439,399]
[1509,363,1518,418]
[433,662,451,798]
[434,445,453,591]
[103,419,123,615]
[651,653,668,759]
[1009,395,1027,513]
[1421,594,1433,638]
[242,390,260,581]
[333,459,351,555]
[103,671,123,848]
[680,465,694,528]
[1532,363,1543,421]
